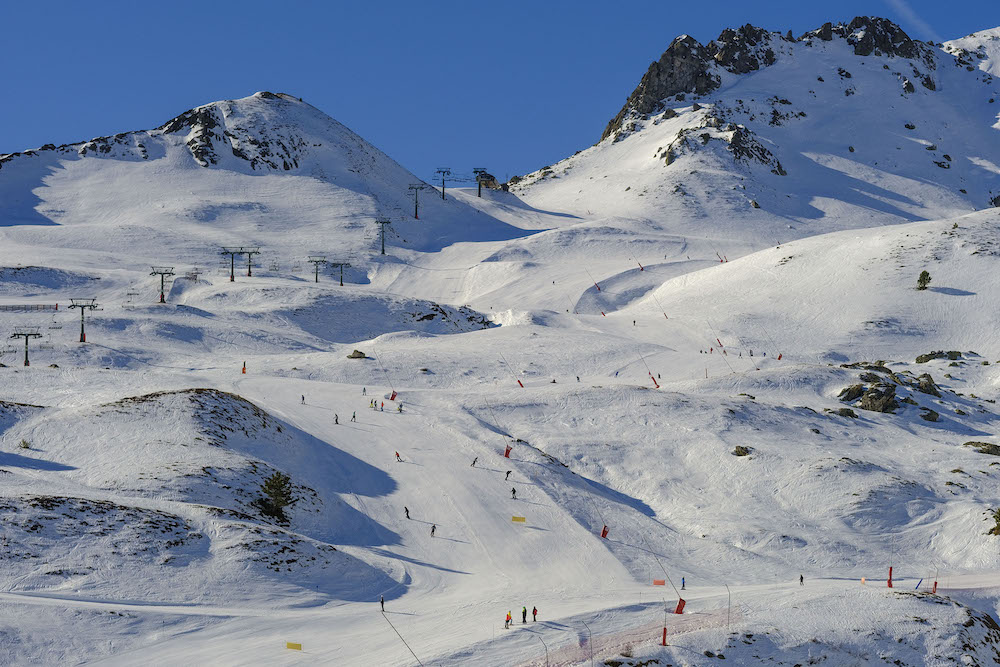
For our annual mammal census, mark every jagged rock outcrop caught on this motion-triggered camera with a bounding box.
[859,384,899,413]
[916,373,941,397]
[600,35,720,142]
[711,24,778,74]
[602,17,941,143]
[844,17,931,63]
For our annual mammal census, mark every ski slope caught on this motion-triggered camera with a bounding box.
[3,21,1000,666]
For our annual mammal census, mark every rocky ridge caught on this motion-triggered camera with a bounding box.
[602,17,942,143]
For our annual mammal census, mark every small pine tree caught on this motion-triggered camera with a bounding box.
[989,508,1000,536]
[917,270,931,290]
[253,471,296,523]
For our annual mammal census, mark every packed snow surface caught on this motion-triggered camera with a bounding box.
[2,23,1000,664]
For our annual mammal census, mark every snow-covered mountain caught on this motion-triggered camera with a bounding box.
[3,20,1000,667]
[512,18,1000,243]
[945,27,1000,77]
[0,91,525,264]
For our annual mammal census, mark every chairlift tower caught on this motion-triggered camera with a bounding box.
[473,167,488,197]
[328,261,352,287]
[220,247,261,281]
[307,255,328,283]
[374,218,393,255]
[435,167,452,200]
[408,183,429,219]
[68,298,100,343]
[221,247,243,282]
[150,266,175,303]
[10,327,42,366]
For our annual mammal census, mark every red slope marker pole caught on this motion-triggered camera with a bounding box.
[584,268,601,292]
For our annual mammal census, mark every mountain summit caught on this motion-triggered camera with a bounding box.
[0,92,525,257]
[512,18,1000,239]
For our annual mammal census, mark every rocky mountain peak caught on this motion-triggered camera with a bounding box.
[602,17,941,143]
[710,24,781,75]
[600,35,720,142]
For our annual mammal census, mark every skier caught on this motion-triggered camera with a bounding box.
[397,404,402,413]
[522,606,527,623]
[471,457,478,467]
[511,487,517,500]
[505,611,511,629]
[301,395,305,404]
[351,411,356,422]
[505,470,512,481]
[381,402,384,411]
[362,387,367,396]
[380,594,384,611]
[431,524,436,537]
[532,606,537,622]
[395,452,402,462]
[799,574,804,586]
[404,506,410,519]
[633,320,636,326]
[681,577,685,590]
[576,376,580,382]
[334,414,339,425]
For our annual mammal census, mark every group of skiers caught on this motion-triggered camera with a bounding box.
[504,606,538,628]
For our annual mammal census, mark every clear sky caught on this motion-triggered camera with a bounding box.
[3,1,996,183]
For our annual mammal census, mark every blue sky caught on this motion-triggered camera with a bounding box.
[2,1,996,183]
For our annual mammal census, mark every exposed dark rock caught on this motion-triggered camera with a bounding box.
[710,25,778,74]
[964,442,1000,456]
[601,35,720,142]
[916,351,962,363]
[916,373,941,396]
[903,79,916,93]
[919,407,939,422]
[839,384,865,402]
[844,17,925,61]
[859,385,899,413]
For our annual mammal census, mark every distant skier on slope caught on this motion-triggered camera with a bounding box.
[362,387,366,396]
[471,457,478,467]
[334,414,339,425]
[431,524,436,537]
[505,470,511,481]
[800,574,804,586]
[532,606,537,622]
[380,594,384,611]
[511,487,517,500]
[505,611,511,629]
[395,452,402,462]
[522,606,527,623]
[301,395,305,404]
[351,411,356,422]
[404,506,410,519]
[681,577,685,590]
